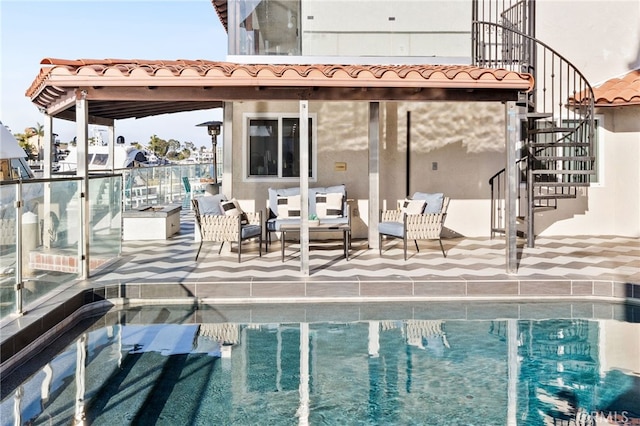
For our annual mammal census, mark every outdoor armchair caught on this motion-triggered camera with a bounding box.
[378,193,450,260]
[192,196,262,263]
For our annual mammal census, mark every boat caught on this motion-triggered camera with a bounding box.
[57,143,154,172]
[0,122,35,181]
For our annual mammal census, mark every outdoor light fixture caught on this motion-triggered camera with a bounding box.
[196,120,223,185]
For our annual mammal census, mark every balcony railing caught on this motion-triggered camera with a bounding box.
[0,163,211,320]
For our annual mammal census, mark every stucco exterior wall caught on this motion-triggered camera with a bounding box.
[300,0,472,59]
[540,108,640,237]
[229,100,507,238]
[535,0,640,237]
[223,1,640,240]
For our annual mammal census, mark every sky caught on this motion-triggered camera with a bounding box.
[0,0,228,148]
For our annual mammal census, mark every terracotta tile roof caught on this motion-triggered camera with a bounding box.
[26,58,534,121]
[27,58,534,95]
[211,0,227,31]
[592,69,640,107]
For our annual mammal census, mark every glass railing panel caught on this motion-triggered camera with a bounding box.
[0,183,18,319]
[22,178,82,308]
[88,176,122,273]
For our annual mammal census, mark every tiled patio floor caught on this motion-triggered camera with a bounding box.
[88,210,640,296]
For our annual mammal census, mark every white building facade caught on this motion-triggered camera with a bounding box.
[218,0,640,239]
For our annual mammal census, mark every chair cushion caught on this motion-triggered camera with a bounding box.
[316,192,343,218]
[277,194,301,218]
[221,199,248,224]
[197,194,227,216]
[378,221,404,238]
[241,224,262,239]
[401,199,426,215]
[411,192,444,214]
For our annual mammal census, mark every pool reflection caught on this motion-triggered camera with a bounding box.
[2,304,639,425]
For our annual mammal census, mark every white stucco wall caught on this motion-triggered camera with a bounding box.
[229,100,507,238]
[536,0,640,85]
[535,0,640,237]
[225,1,640,240]
[540,108,640,237]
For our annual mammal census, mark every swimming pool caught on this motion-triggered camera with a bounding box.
[2,302,639,425]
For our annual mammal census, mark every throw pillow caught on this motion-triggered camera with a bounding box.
[277,194,301,218]
[316,192,343,218]
[401,199,426,215]
[411,192,444,214]
[220,198,248,224]
[197,194,227,215]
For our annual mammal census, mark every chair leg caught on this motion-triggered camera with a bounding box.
[259,235,263,257]
[404,238,408,261]
[238,240,242,263]
[218,241,224,255]
[439,239,446,258]
[195,240,203,261]
[379,234,383,256]
[414,240,419,252]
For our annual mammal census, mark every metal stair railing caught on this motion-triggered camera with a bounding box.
[474,18,595,245]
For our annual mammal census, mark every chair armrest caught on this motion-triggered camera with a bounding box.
[200,214,241,228]
[244,211,262,226]
[405,212,446,238]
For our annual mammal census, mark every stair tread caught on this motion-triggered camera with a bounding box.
[532,156,594,161]
[533,182,590,187]
[534,194,577,200]
[529,127,576,134]
[532,170,594,174]
[530,142,590,147]
[527,112,553,119]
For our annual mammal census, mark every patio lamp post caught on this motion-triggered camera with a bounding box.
[196,120,222,188]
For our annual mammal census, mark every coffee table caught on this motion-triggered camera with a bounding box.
[280,223,351,261]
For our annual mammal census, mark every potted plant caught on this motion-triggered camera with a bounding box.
[309,214,320,226]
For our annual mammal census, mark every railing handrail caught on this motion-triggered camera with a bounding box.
[477,19,596,239]
[473,20,595,114]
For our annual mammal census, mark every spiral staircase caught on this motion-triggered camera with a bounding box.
[474,0,596,247]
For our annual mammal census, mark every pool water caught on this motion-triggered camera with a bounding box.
[2,303,639,425]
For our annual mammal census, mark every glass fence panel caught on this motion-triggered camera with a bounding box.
[122,164,215,211]
[22,179,81,308]
[89,176,122,273]
[0,184,17,319]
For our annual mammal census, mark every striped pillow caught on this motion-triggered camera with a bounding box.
[316,192,343,219]
[220,199,248,224]
[277,194,301,218]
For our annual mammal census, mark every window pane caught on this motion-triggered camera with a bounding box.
[229,0,301,56]
[249,119,278,176]
[282,118,313,178]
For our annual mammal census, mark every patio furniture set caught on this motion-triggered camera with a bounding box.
[192,184,449,263]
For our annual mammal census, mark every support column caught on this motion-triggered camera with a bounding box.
[43,115,54,250]
[505,102,519,274]
[299,100,310,276]
[222,103,233,197]
[43,114,54,178]
[76,91,90,279]
[107,125,115,172]
[368,102,381,249]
